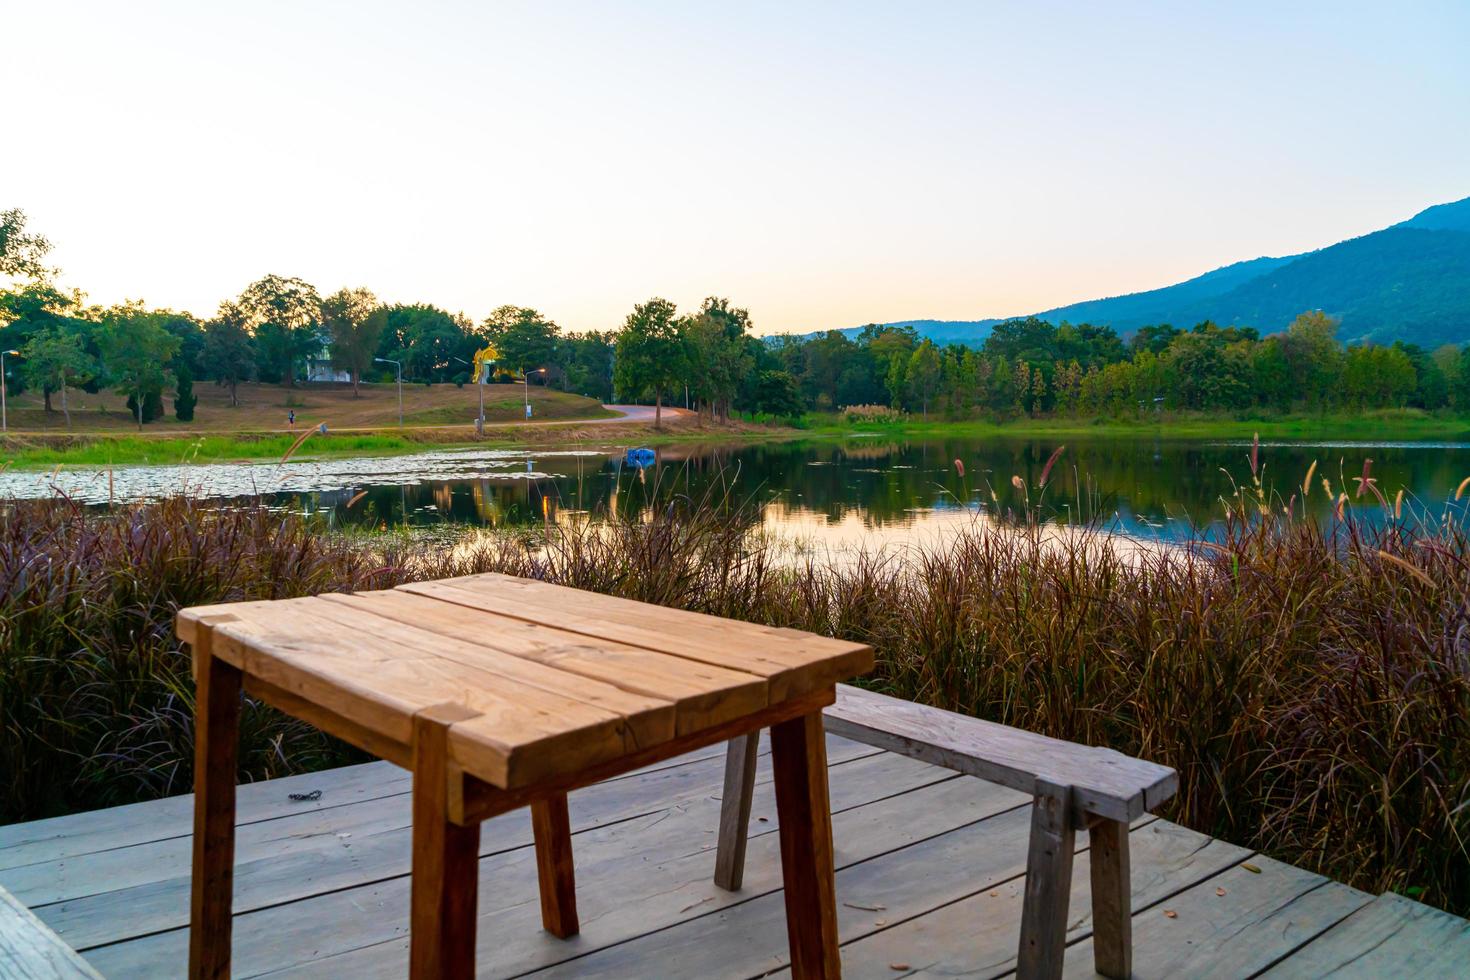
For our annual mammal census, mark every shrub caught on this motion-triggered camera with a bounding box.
[841,403,903,423]
[1,488,1466,914]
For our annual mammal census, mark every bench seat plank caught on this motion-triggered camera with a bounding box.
[0,884,102,979]
[822,685,1177,821]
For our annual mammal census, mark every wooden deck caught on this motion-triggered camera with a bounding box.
[2,736,1465,978]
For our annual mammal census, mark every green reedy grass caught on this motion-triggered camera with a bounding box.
[1,488,1466,914]
[791,406,1470,441]
[0,432,459,469]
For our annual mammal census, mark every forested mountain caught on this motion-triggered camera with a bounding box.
[828,195,1470,347]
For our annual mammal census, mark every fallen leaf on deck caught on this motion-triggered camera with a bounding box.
[1164,910,1178,918]
[1216,887,1227,896]
[875,919,887,926]
[1242,862,1262,873]
[844,902,887,912]
[889,964,909,972]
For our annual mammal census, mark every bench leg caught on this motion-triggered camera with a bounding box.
[714,731,760,891]
[531,792,579,937]
[1017,781,1075,980]
[1088,818,1132,979]
[770,710,842,979]
[189,647,241,980]
[410,705,482,980]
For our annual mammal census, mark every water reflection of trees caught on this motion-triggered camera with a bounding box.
[289,437,1470,537]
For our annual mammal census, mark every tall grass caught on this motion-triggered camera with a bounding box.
[1,489,1466,915]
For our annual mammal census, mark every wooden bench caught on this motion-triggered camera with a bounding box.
[0,882,103,979]
[714,684,1178,980]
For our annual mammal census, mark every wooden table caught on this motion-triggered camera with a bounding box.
[177,573,872,980]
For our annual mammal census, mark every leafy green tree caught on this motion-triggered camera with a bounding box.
[482,306,560,379]
[906,341,942,416]
[378,304,473,383]
[0,209,54,280]
[1280,311,1343,410]
[562,331,615,401]
[884,355,907,409]
[614,298,684,427]
[321,287,384,396]
[203,303,256,406]
[97,304,181,429]
[174,367,197,421]
[748,370,804,416]
[19,325,94,426]
[682,297,754,422]
[236,275,322,387]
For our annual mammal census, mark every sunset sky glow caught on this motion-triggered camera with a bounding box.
[7,1,1469,334]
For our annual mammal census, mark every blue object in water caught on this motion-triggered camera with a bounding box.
[624,447,656,467]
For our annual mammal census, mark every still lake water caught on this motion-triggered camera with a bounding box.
[9,435,1470,545]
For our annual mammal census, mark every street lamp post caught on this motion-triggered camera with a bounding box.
[1,349,19,432]
[522,367,546,419]
[453,356,486,433]
[374,357,403,426]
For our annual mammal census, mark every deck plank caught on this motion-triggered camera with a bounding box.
[82,753,984,978]
[1260,891,1470,978]
[1060,856,1372,978]
[5,741,1465,980]
[12,738,879,950]
[816,820,1247,980]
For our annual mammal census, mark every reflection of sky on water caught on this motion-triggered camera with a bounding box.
[5,436,1468,544]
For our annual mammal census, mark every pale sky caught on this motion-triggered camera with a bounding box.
[5,1,1468,335]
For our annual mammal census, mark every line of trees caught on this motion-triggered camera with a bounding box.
[7,207,1470,430]
[0,211,619,428]
[769,312,1470,418]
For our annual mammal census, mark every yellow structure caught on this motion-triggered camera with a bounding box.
[471,344,498,384]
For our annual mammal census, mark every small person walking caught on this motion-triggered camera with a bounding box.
[287,410,296,428]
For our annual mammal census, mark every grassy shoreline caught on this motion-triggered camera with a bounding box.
[804,407,1470,441]
[5,408,1470,469]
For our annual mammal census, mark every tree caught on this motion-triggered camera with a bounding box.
[748,370,804,416]
[682,297,754,422]
[19,326,94,427]
[562,331,615,402]
[97,304,181,430]
[0,209,54,280]
[236,275,322,387]
[482,306,560,379]
[203,303,256,406]
[614,298,684,427]
[906,341,942,416]
[174,367,197,421]
[320,287,384,396]
[1280,311,1343,411]
[378,304,473,383]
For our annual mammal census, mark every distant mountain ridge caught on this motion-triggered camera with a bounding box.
[808,195,1470,348]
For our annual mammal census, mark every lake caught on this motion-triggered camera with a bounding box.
[9,434,1470,544]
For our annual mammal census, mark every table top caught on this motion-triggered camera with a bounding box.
[177,573,872,789]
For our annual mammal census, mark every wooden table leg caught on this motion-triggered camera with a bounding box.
[411,704,483,980]
[531,792,579,937]
[715,731,761,891]
[770,709,841,979]
[189,645,242,980]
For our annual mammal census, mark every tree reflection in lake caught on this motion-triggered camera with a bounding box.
[286,436,1470,542]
